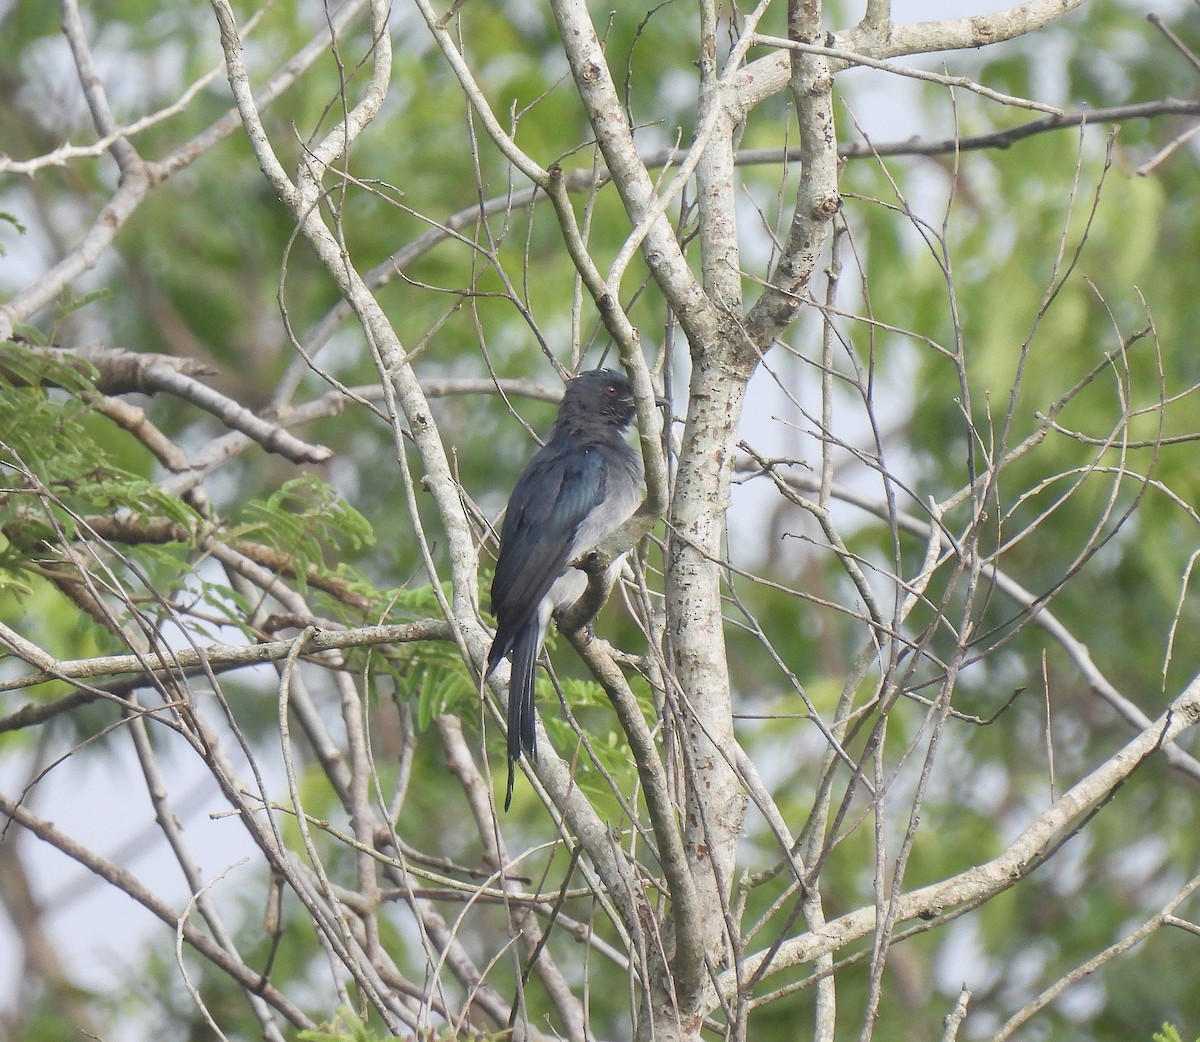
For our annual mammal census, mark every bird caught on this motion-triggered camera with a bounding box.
[484,368,648,810]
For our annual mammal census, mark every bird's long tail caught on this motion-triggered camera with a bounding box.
[505,623,540,810]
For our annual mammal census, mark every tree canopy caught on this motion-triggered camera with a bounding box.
[2,0,1200,1040]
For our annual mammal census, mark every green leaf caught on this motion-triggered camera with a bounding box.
[52,287,114,324]
[297,1007,403,1042]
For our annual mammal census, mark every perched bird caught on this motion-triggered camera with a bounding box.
[484,368,647,810]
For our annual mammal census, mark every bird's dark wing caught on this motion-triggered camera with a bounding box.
[487,439,609,668]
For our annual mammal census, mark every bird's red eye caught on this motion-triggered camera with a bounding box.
[605,383,618,395]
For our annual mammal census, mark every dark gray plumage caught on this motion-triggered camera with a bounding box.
[484,369,645,809]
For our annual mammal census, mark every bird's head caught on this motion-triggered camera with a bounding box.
[557,368,637,433]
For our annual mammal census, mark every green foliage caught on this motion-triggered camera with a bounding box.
[383,582,479,728]
[1152,1025,1198,1042]
[241,477,375,560]
[297,1006,504,1042]
[0,210,25,256]
[0,354,200,569]
[548,673,648,800]
[297,1008,402,1042]
[233,475,377,608]
[53,287,115,325]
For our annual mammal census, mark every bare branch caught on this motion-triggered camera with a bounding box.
[752,35,1062,114]
[993,872,1200,1040]
[0,620,451,696]
[724,674,1200,1002]
[0,793,315,1029]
